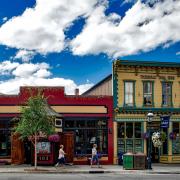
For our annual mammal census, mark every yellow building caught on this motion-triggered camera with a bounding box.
[113,60,180,164]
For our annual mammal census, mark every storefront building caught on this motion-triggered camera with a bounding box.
[113,60,180,164]
[0,86,113,165]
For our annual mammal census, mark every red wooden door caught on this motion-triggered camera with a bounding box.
[11,133,24,164]
[63,132,74,163]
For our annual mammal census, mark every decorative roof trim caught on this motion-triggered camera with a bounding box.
[116,107,180,115]
[115,59,180,68]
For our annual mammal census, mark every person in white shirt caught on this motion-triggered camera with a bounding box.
[91,144,100,168]
[55,144,66,167]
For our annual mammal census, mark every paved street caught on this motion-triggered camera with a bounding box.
[1,173,180,180]
[1,164,180,174]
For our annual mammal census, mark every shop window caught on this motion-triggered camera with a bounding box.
[126,123,133,138]
[172,122,180,154]
[76,120,85,128]
[75,129,86,155]
[87,121,96,127]
[117,122,143,154]
[118,123,125,138]
[65,120,74,128]
[0,120,12,157]
[162,82,172,107]
[124,81,135,107]
[64,119,108,156]
[135,122,141,138]
[143,81,153,106]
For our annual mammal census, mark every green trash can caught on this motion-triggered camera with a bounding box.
[123,152,134,170]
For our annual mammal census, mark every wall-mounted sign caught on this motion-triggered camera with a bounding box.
[140,75,175,80]
[37,142,51,154]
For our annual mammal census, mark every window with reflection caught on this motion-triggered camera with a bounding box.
[143,81,153,106]
[117,122,143,154]
[162,82,172,107]
[64,119,108,156]
[0,119,12,157]
[124,81,134,107]
[172,122,180,154]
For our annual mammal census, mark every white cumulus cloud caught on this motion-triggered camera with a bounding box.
[71,0,180,58]
[12,63,50,78]
[15,49,36,62]
[176,51,180,56]
[0,60,93,95]
[2,17,8,22]
[0,0,99,54]
[0,61,19,75]
[0,0,179,58]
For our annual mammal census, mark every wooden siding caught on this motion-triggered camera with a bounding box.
[84,78,112,96]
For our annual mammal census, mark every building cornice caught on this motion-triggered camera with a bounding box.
[115,107,180,115]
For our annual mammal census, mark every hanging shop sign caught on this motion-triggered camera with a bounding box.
[160,115,170,128]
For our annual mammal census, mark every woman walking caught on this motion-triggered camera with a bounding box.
[91,144,100,168]
[55,144,66,167]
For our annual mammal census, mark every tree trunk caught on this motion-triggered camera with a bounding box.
[34,134,37,170]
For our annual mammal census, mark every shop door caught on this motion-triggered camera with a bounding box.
[11,133,25,164]
[147,122,160,163]
[63,132,74,163]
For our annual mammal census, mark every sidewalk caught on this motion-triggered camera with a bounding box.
[0,164,180,174]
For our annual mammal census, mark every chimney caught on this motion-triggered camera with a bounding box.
[75,88,79,96]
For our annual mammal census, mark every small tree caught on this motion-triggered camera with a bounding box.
[15,90,55,169]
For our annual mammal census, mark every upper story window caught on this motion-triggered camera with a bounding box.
[143,81,153,106]
[162,82,172,107]
[124,81,135,107]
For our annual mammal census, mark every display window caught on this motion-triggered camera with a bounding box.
[117,122,143,154]
[172,122,180,154]
[64,119,108,156]
[0,120,11,157]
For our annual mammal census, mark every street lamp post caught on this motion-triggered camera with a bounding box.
[147,112,154,170]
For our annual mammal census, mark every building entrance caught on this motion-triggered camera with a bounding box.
[147,121,168,163]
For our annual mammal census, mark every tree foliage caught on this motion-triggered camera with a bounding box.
[16,92,54,139]
[15,90,55,169]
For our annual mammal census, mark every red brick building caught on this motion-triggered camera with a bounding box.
[0,86,113,165]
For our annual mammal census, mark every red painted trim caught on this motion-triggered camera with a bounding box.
[0,87,113,164]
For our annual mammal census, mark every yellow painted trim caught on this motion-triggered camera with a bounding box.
[113,121,118,164]
[0,105,107,114]
[168,122,172,156]
[0,106,21,113]
[172,156,180,161]
[160,156,169,162]
[52,106,107,113]
[160,155,180,163]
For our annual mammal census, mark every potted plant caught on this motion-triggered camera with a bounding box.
[160,131,167,142]
[152,132,162,148]
[141,132,149,139]
[169,132,176,140]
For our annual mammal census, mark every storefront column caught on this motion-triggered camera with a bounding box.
[113,121,117,164]
[168,121,172,156]
[144,121,147,155]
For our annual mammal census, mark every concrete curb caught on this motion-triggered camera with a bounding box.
[1,170,180,174]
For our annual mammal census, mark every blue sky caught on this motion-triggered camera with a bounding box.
[0,0,179,94]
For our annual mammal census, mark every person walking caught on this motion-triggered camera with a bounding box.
[91,144,100,168]
[55,144,66,167]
